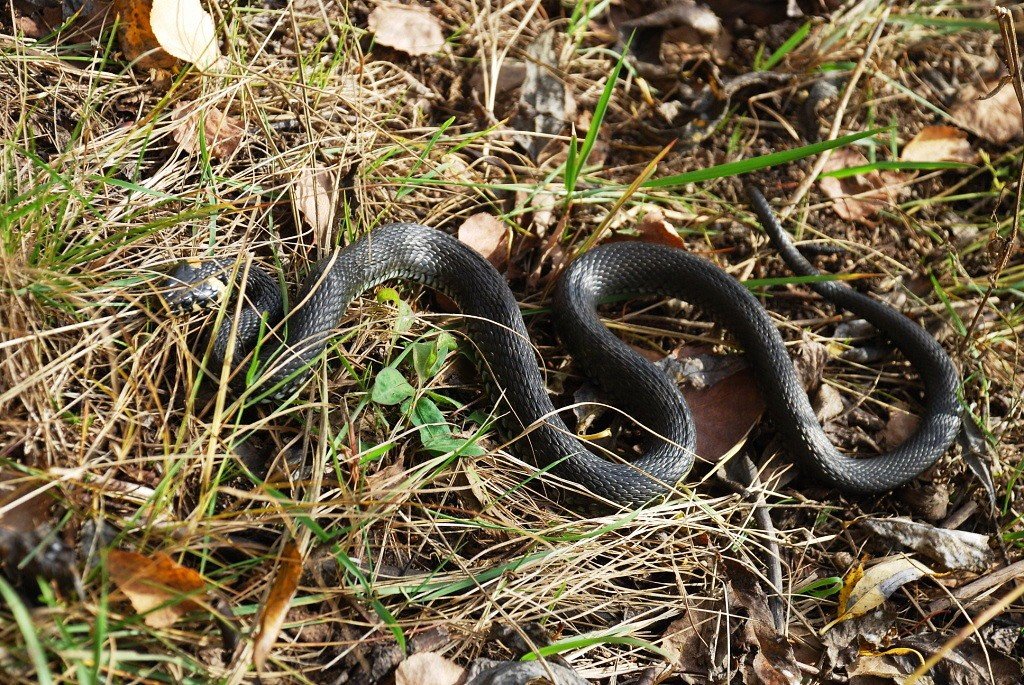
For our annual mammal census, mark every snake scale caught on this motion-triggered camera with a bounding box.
[165,185,963,507]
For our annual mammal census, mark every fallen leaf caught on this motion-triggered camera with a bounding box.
[253,541,303,669]
[618,1,729,72]
[367,4,445,56]
[857,518,992,573]
[170,101,244,159]
[511,29,575,160]
[458,213,508,269]
[660,603,722,677]
[150,0,222,70]
[0,471,53,535]
[112,0,178,70]
[901,125,978,164]
[819,148,901,225]
[951,80,1024,145]
[107,549,209,628]
[879,406,919,450]
[395,652,465,685]
[666,351,764,463]
[822,556,935,633]
[293,166,337,233]
[635,207,686,248]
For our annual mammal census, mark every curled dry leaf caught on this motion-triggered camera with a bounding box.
[170,101,244,159]
[857,517,992,573]
[150,0,222,70]
[367,4,445,56]
[457,213,509,269]
[951,80,1024,145]
[819,148,902,225]
[253,541,303,669]
[107,549,209,628]
[822,556,935,633]
[394,652,464,685]
[294,166,337,234]
[113,0,178,70]
[901,125,978,164]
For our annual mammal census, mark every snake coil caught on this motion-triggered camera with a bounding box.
[164,186,962,507]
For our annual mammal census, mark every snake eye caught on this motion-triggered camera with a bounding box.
[162,260,233,313]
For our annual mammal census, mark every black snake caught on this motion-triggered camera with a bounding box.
[164,185,962,507]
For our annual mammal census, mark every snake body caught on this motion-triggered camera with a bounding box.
[166,186,962,506]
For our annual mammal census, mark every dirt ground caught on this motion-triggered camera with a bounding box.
[0,0,1022,683]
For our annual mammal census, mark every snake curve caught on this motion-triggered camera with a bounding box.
[165,185,963,507]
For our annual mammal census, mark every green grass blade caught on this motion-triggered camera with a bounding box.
[641,128,887,189]
[0,576,55,685]
[759,21,811,71]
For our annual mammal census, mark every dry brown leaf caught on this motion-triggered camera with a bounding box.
[394,652,465,685]
[951,80,1024,145]
[113,0,178,70]
[294,166,337,233]
[635,208,686,248]
[170,101,244,159]
[0,472,53,535]
[367,4,445,56]
[107,550,209,628]
[253,541,303,669]
[819,148,901,225]
[822,556,934,633]
[879,406,919,450]
[150,0,222,70]
[665,350,764,463]
[901,125,978,164]
[457,213,508,269]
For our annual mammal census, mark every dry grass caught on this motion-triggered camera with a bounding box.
[0,0,1022,682]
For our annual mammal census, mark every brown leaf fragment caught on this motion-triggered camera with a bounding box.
[951,80,1024,145]
[819,148,902,225]
[725,560,801,685]
[107,549,208,628]
[253,541,303,669]
[170,101,244,159]
[458,213,509,269]
[293,166,337,233]
[0,471,53,535]
[901,125,978,164]
[660,601,725,681]
[879,406,919,450]
[112,0,178,70]
[395,652,465,685]
[635,207,686,248]
[367,4,445,56]
[659,350,764,463]
[857,518,991,573]
[619,1,729,70]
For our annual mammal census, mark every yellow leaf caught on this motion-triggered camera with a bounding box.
[107,550,209,628]
[822,556,934,634]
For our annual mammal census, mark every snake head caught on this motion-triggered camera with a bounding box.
[161,259,237,314]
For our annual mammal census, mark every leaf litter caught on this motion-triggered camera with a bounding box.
[0,1,1022,684]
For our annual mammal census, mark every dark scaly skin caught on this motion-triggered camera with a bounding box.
[164,191,962,506]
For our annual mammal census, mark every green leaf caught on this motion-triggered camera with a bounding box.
[0,576,54,685]
[411,331,457,382]
[371,367,415,405]
[376,287,415,333]
[411,397,484,456]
